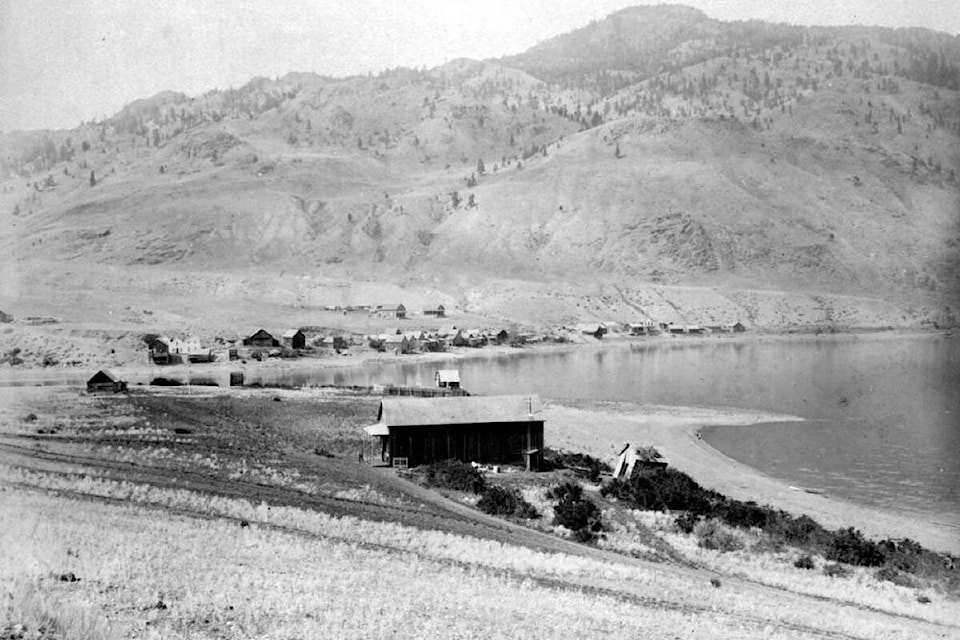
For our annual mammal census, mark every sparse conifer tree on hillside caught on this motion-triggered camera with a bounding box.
[89,170,96,187]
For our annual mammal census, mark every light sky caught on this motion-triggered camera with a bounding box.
[1,0,957,132]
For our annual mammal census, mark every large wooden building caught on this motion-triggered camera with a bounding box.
[364,395,544,470]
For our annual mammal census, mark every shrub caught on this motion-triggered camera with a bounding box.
[477,486,539,519]
[552,482,602,537]
[825,528,885,567]
[422,459,485,493]
[601,468,721,513]
[543,449,611,481]
[823,563,852,578]
[878,537,924,573]
[513,497,541,520]
[545,481,583,503]
[674,511,700,534]
[23,413,38,423]
[478,486,517,516]
[876,567,916,588]
[794,555,815,570]
[693,519,744,553]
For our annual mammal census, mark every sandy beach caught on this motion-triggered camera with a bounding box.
[545,401,960,555]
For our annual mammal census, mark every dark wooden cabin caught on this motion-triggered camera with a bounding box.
[243,329,279,348]
[364,395,544,470]
[281,329,306,349]
[87,370,127,393]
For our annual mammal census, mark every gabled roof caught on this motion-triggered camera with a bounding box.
[88,369,120,384]
[375,395,543,428]
[248,328,275,339]
[435,369,460,384]
[282,329,303,338]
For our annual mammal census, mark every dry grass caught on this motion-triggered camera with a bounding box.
[2,469,957,639]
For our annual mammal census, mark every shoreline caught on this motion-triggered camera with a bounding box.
[0,326,951,387]
[544,401,960,555]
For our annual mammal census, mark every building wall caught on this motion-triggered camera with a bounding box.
[386,421,543,468]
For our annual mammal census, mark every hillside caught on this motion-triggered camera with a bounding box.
[1,5,959,335]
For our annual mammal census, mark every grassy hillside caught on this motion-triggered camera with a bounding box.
[1,5,958,330]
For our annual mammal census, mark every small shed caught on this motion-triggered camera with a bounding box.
[423,304,446,317]
[282,329,306,349]
[148,337,171,364]
[613,444,668,480]
[87,370,127,394]
[243,329,279,348]
[732,321,746,333]
[435,369,461,389]
[364,395,544,470]
[321,335,349,350]
[575,323,607,339]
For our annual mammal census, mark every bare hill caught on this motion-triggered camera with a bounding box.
[1,6,959,331]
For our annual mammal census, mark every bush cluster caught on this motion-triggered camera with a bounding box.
[549,481,602,543]
[542,449,612,482]
[693,519,744,552]
[477,485,539,519]
[601,466,957,579]
[421,460,486,493]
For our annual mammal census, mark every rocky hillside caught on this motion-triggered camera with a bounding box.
[1,5,958,329]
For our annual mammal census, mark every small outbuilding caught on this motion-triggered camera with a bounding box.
[435,369,461,389]
[87,370,127,394]
[613,444,668,480]
[423,304,446,317]
[575,323,607,339]
[148,337,171,364]
[364,395,544,470]
[282,329,306,350]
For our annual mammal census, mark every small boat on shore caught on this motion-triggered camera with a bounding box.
[789,485,827,495]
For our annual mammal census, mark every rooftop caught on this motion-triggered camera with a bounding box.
[372,395,543,429]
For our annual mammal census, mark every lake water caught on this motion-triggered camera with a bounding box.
[241,333,959,521]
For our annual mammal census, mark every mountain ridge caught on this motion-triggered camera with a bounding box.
[1,5,958,330]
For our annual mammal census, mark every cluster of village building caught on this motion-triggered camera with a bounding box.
[143,301,747,365]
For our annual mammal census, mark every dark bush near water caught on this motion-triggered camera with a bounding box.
[601,466,958,582]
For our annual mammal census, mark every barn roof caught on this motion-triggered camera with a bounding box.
[88,369,120,384]
[373,395,543,429]
[282,329,303,338]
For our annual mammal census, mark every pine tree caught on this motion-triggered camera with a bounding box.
[89,170,96,187]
